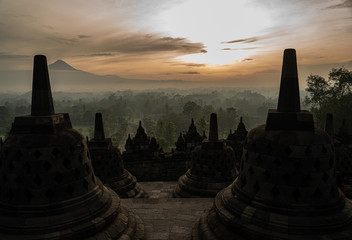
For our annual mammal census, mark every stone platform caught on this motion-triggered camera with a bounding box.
[121,182,213,240]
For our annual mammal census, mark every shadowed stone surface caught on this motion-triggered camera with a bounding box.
[88,113,147,198]
[0,55,144,240]
[174,113,237,198]
[191,49,352,240]
[122,182,213,240]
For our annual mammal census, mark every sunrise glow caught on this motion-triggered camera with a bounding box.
[0,0,351,91]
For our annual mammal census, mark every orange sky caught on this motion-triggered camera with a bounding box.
[0,0,351,89]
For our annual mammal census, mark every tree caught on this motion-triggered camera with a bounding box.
[154,118,177,152]
[196,116,208,136]
[304,75,329,107]
[182,101,201,118]
[304,67,352,129]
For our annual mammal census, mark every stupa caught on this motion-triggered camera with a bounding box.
[173,132,190,163]
[0,55,145,239]
[173,118,207,168]
[226,116,248,171]
[87,113,146,198]
[192,49,352,240]
[183,118,205,151]
[173,113,236,197]
[123,121,160,159]
[175,132,187,152]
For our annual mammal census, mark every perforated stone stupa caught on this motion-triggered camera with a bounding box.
[87,113,146,198]
[123,121,161,161]
[0,55,145,239]
[173,113,236,197]
[183,118,205,151]
[191,49,352,240]
[226,116,248,171]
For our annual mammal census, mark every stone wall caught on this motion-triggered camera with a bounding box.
[123,152,191,181]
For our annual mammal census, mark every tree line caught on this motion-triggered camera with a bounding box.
[0,89,277,151]
[304,67,352,133]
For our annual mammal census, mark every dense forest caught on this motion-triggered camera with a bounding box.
[0,88,281,151]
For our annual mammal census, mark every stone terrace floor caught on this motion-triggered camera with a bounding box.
[120,182,214,240]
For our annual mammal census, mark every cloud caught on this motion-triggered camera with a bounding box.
[327,0,352,9]
[102,34,206,55]
[46,36,78,46]
[170,62,206,67]
[184,63,206,67]
[221,37,258,44]
[221,47,257,51]
[0,1,205,60]
[80,53,117,57]
[0,53,31,59]
[78,35,89,39]
[181,71,200,74]
[242,58,254,62]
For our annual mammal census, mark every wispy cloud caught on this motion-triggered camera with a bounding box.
[181,71,200,74]
[0,53,31,59]
[102,34,206,54]
[170,62,206,67]
[327,0,352,9]
[46,36,78,46]
[80,53,117,57]
[78,35,89,39]
[221,37,258,44]
[242,58,254,62]
[221,47,257,51]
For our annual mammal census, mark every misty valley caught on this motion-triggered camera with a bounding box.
[0,88,281,152]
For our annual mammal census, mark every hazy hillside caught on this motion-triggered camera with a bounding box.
[0,60,191,92]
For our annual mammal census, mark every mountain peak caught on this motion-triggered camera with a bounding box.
[49,59,78,71]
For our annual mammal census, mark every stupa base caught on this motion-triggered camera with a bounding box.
[173,170,233,198]
[109,170,148,198]
[192,184,352,240]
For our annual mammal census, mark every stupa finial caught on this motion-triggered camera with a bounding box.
[277,49,301,112]
[94,113,105,140]
[209,113,218,142]
[31,55,55,116]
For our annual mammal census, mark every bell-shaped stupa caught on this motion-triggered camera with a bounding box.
[226,116,248,171]
[87,113,146,198]
[175,132,187,152]
[183,118,205,151]
[191,49,352,239]
[173,113,236,197]
[0,55,145,239]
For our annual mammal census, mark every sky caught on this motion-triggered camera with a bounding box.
[0,0,351,90]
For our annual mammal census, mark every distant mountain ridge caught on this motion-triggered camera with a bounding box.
[49,60,78,71]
